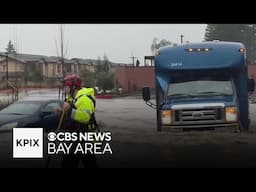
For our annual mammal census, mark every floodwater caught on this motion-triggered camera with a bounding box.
[0,88,61,103]
[1,89,256,167]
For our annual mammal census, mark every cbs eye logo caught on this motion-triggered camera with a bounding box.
[48,132,57,142]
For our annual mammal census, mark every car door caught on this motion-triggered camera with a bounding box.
[40,101,62,131]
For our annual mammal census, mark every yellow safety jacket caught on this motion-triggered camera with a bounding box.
[84,87,95,99]
[68,88,95,125]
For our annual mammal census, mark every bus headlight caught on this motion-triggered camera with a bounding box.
[161,110,172,125]
[225,107,238,122]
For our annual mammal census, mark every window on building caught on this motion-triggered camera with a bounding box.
[67,64,71,73]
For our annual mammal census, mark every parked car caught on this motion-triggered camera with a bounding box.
[0,99,63,132]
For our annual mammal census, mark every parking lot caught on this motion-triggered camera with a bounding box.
[95,98,256,168]
[1,90,256,167]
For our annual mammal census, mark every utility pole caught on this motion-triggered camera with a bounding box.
[55,24,68,79]
[5,53,9,89]
[180,34,184,44]
[60,25,65,78]
[129,55,137,67]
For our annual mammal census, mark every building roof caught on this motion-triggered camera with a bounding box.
[0,52,74,64]
[0,52,50,63]
[0,52,130,66]
[42,56,59,63]
[0,52,46,62]
[71,58,97,65]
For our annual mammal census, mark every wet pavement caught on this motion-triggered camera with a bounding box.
[1,90,256,168]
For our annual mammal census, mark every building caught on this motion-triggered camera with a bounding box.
[71,58,95,73]
[0,52,98,87]
[114,66,155,93]
[248,64,256,80]
[0,53,25,87]
[115,64,256,94]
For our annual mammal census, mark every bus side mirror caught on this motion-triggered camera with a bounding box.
[142,87,151,102]
[248,79,255,92]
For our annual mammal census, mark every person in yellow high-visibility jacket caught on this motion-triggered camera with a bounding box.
[55,74,98,168]
[84,87,96,99]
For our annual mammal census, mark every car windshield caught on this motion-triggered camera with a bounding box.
[0,102,42,115]
[167,80,234,98]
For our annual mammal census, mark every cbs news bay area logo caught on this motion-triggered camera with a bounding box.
[13,128,112,158]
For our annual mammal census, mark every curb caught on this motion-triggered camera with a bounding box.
[96,95,113,99]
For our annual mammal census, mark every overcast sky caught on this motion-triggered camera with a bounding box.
[0,24,207,64]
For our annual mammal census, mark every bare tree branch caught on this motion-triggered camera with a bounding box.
[55,24,69,77]
[64,39,69,58]
[55,38,60,58]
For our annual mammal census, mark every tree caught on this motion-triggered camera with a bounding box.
[5,40,16,54]
[150,38,176,54]
[95,56,103,72]
[205,24,244,42]
[103,53,110,72]
[94,54,114,91]
[204,24,256,63]
[96,72,114,92]
[151,37,159,54]
[96,54,111,73]
[55,24,69,77]
[204,24,218,41]
[81,69,96,88]
[158,39,172,48]
[241,24,256,64]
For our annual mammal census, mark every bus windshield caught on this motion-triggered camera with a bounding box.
[167,80,234,98]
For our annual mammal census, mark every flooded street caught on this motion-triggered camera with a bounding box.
[1,89,256,167]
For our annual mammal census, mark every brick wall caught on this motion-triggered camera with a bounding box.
[114,66,155,93]
[248,64,256,80]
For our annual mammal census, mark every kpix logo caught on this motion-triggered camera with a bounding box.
[13,128,43,158]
